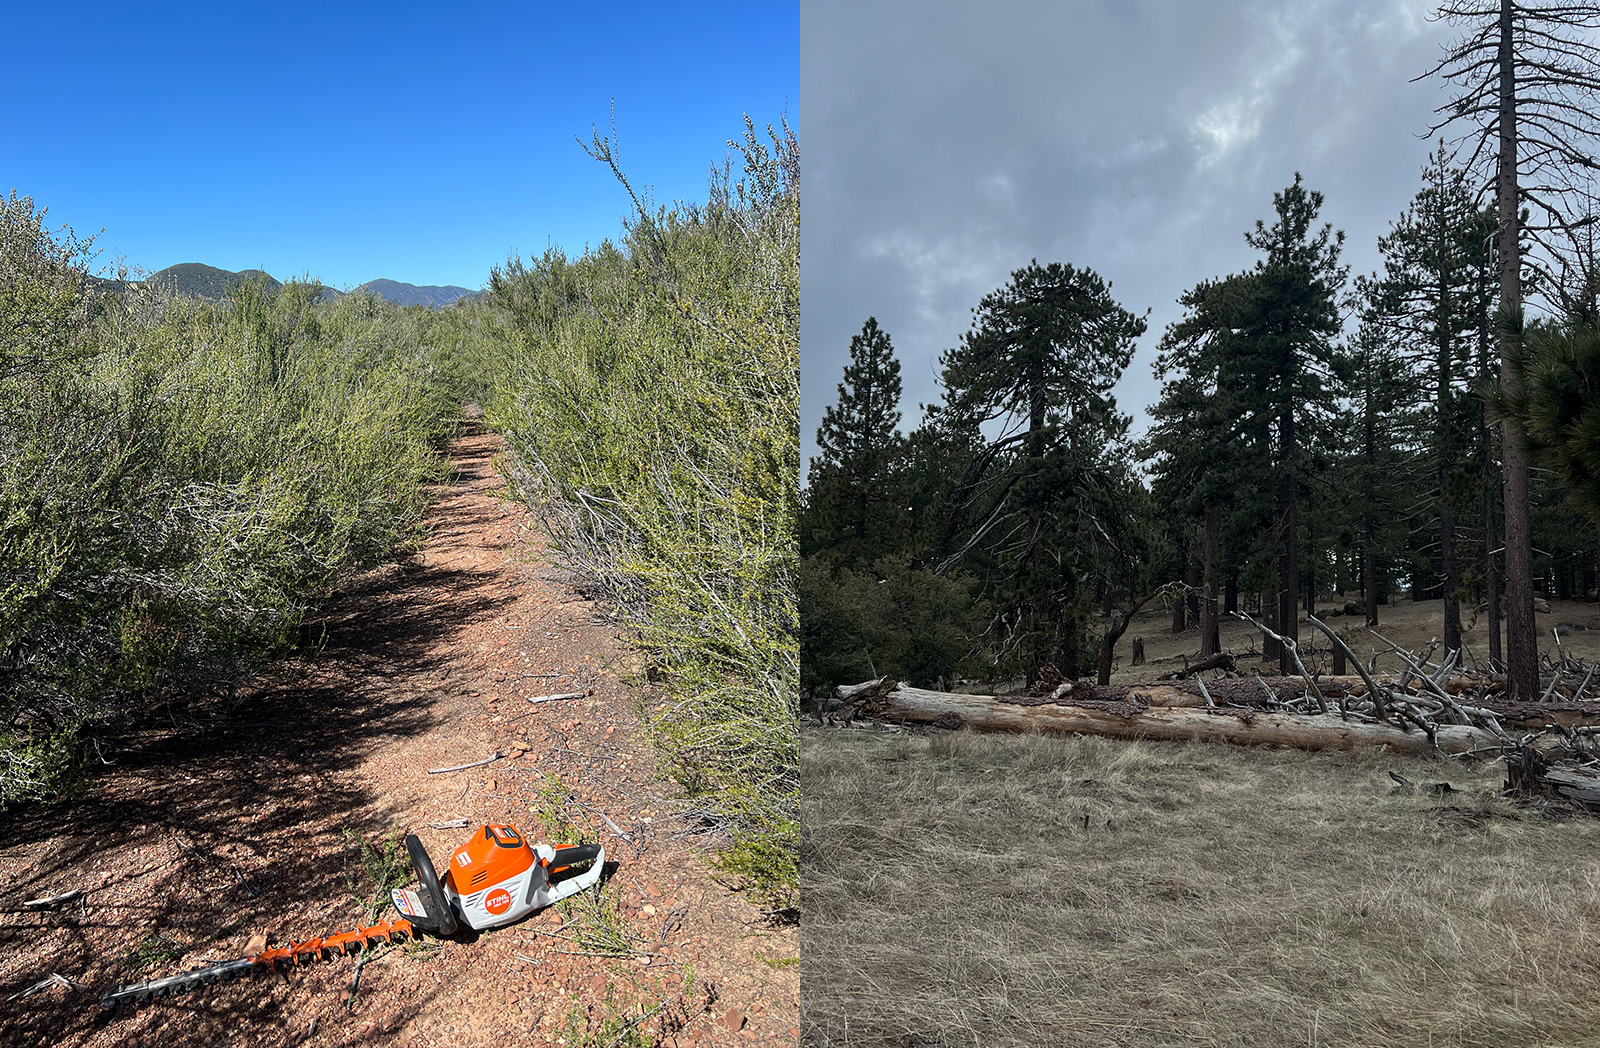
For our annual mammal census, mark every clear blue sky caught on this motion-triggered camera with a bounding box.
[2,2,797,290]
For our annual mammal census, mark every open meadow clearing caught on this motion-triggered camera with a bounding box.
[801,726,1600,1048]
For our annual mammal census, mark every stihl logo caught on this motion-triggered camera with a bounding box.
[484,888,512,915]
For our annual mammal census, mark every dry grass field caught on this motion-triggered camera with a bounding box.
[801,728,1600,1048]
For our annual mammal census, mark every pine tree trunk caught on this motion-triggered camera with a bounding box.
[1201,503,1220,657]
[1363,531,1379,628]
[1305,514,1317,618]
[1479,272,1503,671]
[1442,504,1461,651]
[1498,0,1538,700]
[1278,408,1299,676]
[1224,573,1238,615]
[1262,589,1281,661]
[1060,566,1080,681]
[1097,609,1135,686]
[1485,460,1503,672]
[1172,535,1187,634]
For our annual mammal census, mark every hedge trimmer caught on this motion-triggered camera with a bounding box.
[98,824,604,1009]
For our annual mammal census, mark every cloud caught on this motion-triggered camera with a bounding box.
[802,0,1458,467]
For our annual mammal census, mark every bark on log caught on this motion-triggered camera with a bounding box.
[1507,752,1600,811]
[1018,677,1307,708]
[1528,768,1600,810]
[860,683,1497,756]
[835,677,894,703]
[1155,652,1235,680]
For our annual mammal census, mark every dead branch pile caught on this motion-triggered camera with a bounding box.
[826,616,1600,798]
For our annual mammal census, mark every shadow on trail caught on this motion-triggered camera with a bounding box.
[0,544,515,1046]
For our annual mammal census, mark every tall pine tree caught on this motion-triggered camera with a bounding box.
[934,261,1146,681]
[1149,178,1346,673]
[1143,274,1276,658]
[1241,176,1347,672]
[805,316,904,556]
[1361,152,1493,654]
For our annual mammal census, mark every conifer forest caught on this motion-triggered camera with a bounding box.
[802,11,1600,708]
[800,7,1600,1044]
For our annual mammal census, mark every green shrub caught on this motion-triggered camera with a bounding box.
[799,554,992,699]
[485,118,798,904]
[0,192,459,804]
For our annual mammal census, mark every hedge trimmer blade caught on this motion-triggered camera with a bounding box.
[98,958,259,1008]
[98,919,414,1009]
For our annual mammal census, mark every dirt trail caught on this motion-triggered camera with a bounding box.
[0,431,797,1047]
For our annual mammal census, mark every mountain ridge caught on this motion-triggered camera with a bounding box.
[122,263,481,308]
[356,278,480,308]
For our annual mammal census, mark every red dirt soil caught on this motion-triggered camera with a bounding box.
[0,431,798,1047]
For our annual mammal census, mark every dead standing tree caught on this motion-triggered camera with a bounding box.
[1419,0,1600,698]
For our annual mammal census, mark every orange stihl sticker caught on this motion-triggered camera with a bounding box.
[484,888,512,915]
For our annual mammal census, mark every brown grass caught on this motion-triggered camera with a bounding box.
[1105,597,1600,685]
[800,727,1600,1048]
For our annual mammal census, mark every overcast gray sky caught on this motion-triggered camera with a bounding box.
[801,0,1464,469]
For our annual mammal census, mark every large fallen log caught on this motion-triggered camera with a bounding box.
[1025,675,1598,727]
[859,683,1499,756]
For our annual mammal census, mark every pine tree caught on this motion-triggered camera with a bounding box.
[934,261,1146,681]
[1340,313,1429,628]
[1236,175,1349,673]
[1420,0,1600,696]
[805,316,904,555]
[1502,319,1600,525]
[1361,152,1493,653]
[1142,274,1276,657]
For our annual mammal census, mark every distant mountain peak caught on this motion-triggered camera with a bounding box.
[109,264,480,309]
[146,262,282,299]
[358,278,481,308]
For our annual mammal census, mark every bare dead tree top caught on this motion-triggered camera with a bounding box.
[1416,1,1600,312]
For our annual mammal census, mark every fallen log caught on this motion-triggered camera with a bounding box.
[1153,652,1235,680]
[1528,767,1600,811]
[1506,750,1600,811]
[1015,677,1308,709]
[859,683,1498,756]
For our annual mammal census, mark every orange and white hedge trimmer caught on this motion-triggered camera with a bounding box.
[98,824,604,1009]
